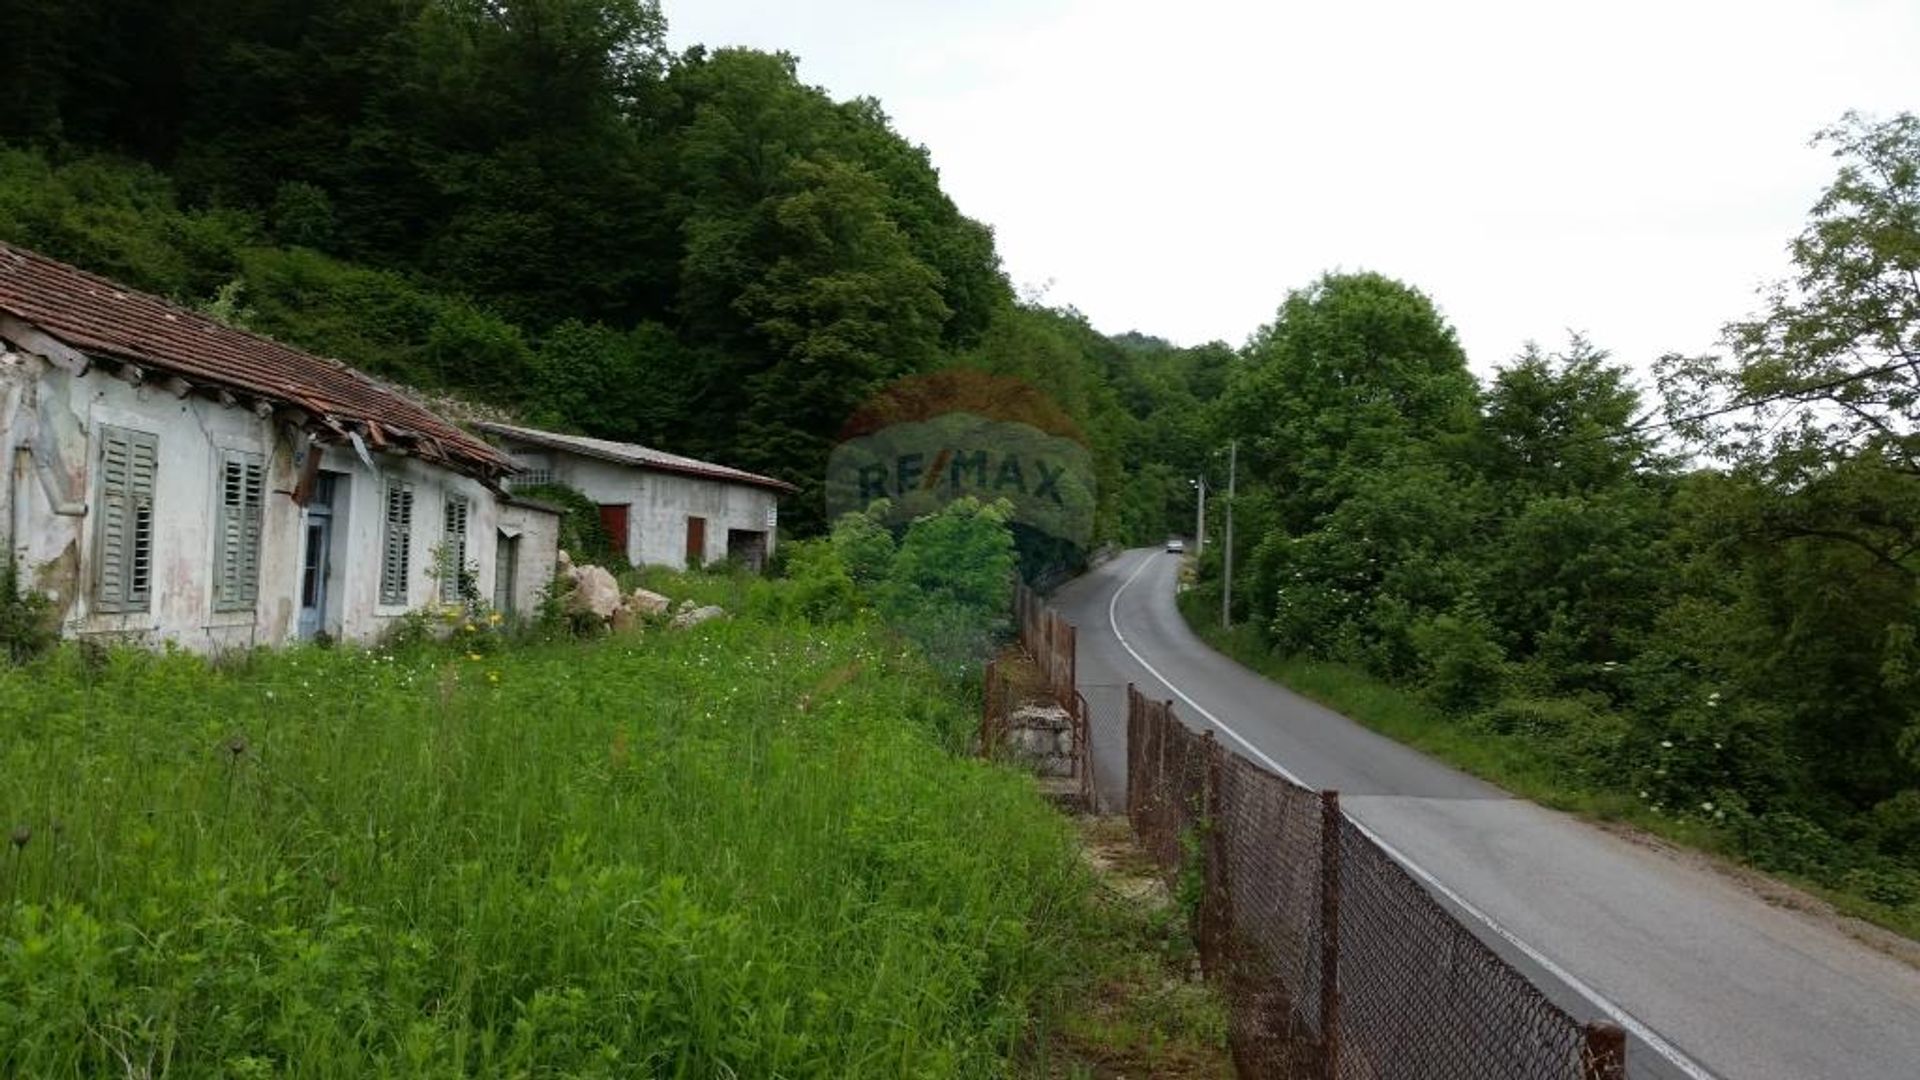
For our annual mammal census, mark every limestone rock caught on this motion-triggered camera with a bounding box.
[627,588,671,617]
[565,564,622,620]
[669,604,726,630]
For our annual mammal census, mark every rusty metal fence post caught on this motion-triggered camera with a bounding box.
[1320,789,1342,1080]
[1582,1021,1627,1080]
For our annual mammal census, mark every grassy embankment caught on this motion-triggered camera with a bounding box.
[1175,589,1920,943]
[0,572,1225,1077]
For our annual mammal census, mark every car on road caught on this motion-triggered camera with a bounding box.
[1165,537,1185,554]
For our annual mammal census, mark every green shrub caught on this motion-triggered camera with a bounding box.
[0,563,56,664]
[780,539,860,624]
[830,500,897,586]
[1411,605,1508,713]
[512,483,621,568]
[876,498,1017,680]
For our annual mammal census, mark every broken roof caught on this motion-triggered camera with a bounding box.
[474,421,799,494]
[0,241,511,479]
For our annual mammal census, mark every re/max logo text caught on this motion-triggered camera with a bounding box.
[856,449,1068,505]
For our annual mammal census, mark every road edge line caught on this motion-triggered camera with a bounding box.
[1104,550,1717,1080]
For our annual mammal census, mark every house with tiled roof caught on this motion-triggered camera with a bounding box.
[474,421,796,572]
[0,241,559,649]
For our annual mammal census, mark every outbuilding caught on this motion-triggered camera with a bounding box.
[475,422,796,571]
[0,241,560,650]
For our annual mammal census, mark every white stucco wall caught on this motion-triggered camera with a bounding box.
[503,439,780,570]
[2,350,554,651]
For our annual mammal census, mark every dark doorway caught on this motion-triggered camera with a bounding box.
[597,504,630,561]
[685,515,707,567]
[494,533,519,615]
[726,529,768,572]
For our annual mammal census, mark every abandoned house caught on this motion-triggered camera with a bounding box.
[474,422,796,571]
[0,241,560,650]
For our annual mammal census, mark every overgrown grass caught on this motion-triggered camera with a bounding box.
[1175,591,1920,942]
[0,601,1099,1077]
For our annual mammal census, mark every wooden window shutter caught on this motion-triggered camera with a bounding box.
[94,425,158,613]
[214,450,266,611]
[440,495,470,602]
[380,479,414,606]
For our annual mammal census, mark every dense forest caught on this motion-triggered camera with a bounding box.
[0,0,1222,545]
[1186,113,1920,918]
[3,0,1916,920]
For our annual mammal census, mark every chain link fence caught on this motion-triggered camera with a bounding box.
[1011,584,1632,1080]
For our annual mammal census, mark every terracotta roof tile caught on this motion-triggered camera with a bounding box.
[0,241,510,478]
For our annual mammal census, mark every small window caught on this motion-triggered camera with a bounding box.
[507,453,553,489]
[380,479,414,606]
[213,449,266,611]
[440,495,470,602]
[94,425,159,613]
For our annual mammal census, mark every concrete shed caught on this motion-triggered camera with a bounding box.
[475,422,797,571]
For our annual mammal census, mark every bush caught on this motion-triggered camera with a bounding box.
[780,540,860,624]
[0,563,56,664]
[1411,605,1508,713]
[1469,695,1632,782]
[512,483,621,568]
[876,498,1017,680]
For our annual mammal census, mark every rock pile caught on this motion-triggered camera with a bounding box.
[552,552,725,632]
[1002,703,1076,778]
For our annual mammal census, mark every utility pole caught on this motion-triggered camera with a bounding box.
[1192,475,1207,556]
[1221,439,1236,629]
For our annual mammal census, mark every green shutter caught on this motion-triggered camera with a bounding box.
[440,496,470,602]
[94,425,158,613]
[214,450,265,611]
[380,480,413,606]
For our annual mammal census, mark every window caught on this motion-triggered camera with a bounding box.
[94,425,159,613]
[380,479,414,606]
[213,449,266,611]
[507,453,553,489]
[440,495,470,602]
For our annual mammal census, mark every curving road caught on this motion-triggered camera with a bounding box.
[1054,548,1920,1080]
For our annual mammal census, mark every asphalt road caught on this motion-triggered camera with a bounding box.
[1053,548,1920,1080]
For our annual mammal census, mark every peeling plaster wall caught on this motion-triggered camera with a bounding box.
[1,348,35,570]
[512,441,779,570]
[4,356,553,652]
[315,446,529,644]
[497,501,560,616]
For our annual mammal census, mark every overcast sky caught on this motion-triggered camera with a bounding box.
[665,0,1920,378]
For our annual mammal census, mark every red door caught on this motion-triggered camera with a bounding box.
[598,504,630,560]
[685,516,706,566]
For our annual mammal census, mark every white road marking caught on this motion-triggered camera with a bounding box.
[1104,551,1717,1080]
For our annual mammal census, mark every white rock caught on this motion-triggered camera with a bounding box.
[669,604,726,630]
[565,565,622,620]
[627,588,671,617]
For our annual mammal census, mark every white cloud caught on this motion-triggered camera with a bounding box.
[666,0,1920,378]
